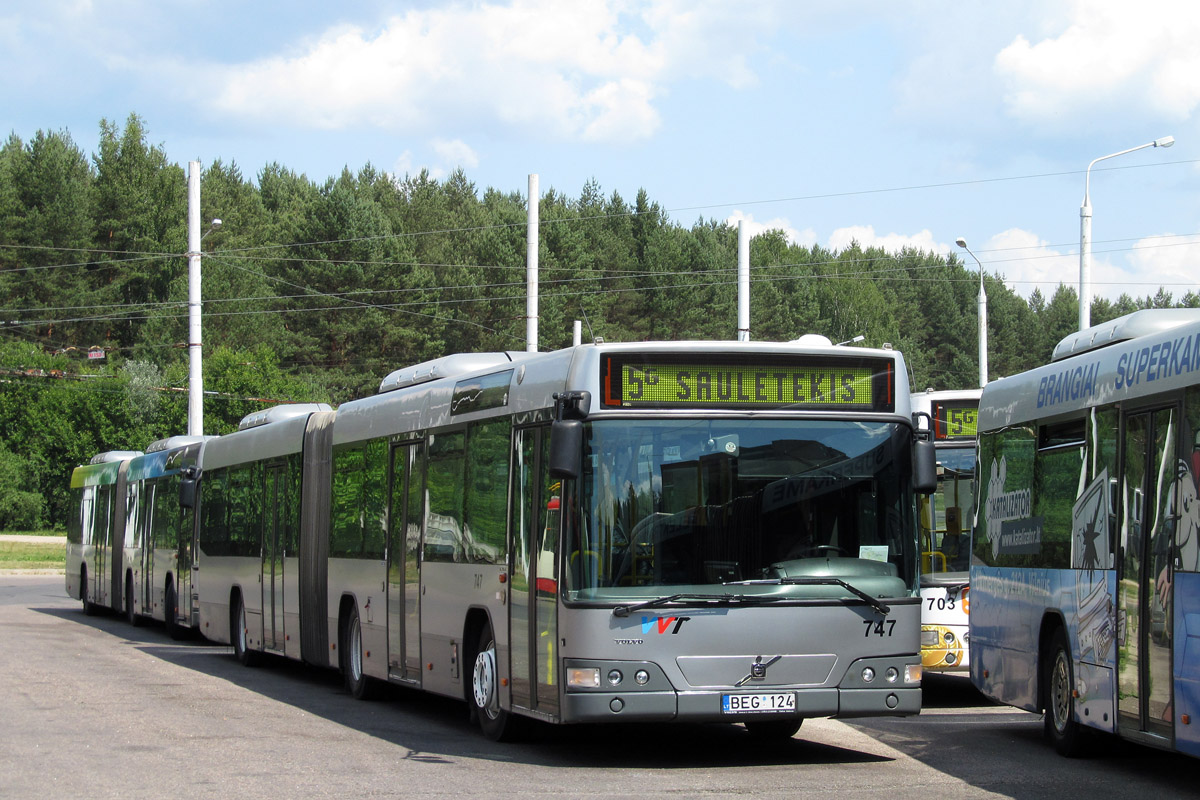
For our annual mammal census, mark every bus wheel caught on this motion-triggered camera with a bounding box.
[164,581,186,641]
[471,625,523,741]
[81,568,96,616]
[231,594,260,667]
[125,574,142,627]
[1044,627,1084,756]
[744,718,803,740]
[342,604,376,699]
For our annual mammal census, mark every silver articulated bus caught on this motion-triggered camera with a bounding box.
[188,339,935,740]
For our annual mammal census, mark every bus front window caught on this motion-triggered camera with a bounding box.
[565,419,918,602]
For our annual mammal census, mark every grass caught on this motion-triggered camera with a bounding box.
[0,529,65,537]
[0,540,65,571]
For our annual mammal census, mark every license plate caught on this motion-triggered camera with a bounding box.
[721,692,796,714]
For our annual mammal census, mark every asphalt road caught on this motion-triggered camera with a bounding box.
[2,575,1195,799]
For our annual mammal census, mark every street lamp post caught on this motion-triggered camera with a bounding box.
[956,237,988,388]
[185,160,221,437]
[1079,135,1174,331]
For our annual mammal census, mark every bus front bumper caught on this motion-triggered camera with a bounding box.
[561,685,920,724]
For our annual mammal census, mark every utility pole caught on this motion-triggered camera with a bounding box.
[186,161,203,436]
[526,174,539,352]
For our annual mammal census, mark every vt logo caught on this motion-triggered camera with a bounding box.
[641,615,691,634]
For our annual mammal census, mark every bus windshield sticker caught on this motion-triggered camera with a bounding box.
[1071,470,1112,572]
[983,455,1040,559]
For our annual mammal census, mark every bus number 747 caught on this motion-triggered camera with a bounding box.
[863,619,897,637]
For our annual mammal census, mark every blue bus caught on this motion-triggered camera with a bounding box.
[970,309,1200,757]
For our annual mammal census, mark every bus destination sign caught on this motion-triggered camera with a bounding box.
[601,354,893,412]
[933,402,978,440]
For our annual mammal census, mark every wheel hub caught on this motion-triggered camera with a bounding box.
[472,647,497,712]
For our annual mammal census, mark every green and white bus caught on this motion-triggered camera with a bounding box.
[66,450,141,616]
[188,338,935,740]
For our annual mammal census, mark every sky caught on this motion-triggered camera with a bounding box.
[3,0,1199,305]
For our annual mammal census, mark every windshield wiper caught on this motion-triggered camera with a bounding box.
[727,576,891,615]
[611,593,787,618]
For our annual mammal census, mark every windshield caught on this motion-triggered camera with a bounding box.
[920,443,976,575]
[565,419,919,601]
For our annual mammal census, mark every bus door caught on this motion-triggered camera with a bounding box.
[262,467,285,651]
[1119,405,1177,741]
[93,485,113,607]
[509,426,560,716]
[387,442,424,683]
[142,482,155,616]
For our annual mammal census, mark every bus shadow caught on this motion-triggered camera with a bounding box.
[846,674,1199,798]
[919,672,995,708]
[40,605,892,769]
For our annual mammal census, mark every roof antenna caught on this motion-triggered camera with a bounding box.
[580,303,596,342]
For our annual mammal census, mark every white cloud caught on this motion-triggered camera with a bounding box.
[209,0,772,144]
[974,227,1200,302]
[977,228,1072,299]
[725,210,816,248]
[994,1,1200,123]
[431,138,479,169]
[1126,234,1200,300]
[826,225,949,256]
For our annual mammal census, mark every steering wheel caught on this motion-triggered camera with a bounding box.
[803,545,847,557]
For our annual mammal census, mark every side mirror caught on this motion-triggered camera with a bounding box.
[549,419,583,479]
[179,469,198,509]
[913,439,938,495]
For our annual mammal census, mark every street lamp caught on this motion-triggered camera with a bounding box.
[186,156,221,438]
[1079,135,1174,330]
[955,237,987,388]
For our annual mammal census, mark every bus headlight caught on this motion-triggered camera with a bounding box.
[861,667,876,682]
[568,667,601,688]
[607,669,623,686]
[905,664,922,684]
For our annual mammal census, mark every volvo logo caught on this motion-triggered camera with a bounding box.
[735,655,781,687]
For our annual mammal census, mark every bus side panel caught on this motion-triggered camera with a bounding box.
[196,553,237,645]
[1069,570,1117,734]
[419,562,508,700]
[1176,571,1200,758]
[328,558,389,681]
[970,566,1042,712]
[972,565,1118,726]
[283,554,302,660]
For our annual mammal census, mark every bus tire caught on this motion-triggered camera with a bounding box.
[744,718,803,740]
[125,573,142,627]
[164,581,186,641]
[471,624,523,741]
[342,604,377,700]
[1044,627,1085,757]
[81,567,96,616]
[231,593,260,667]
